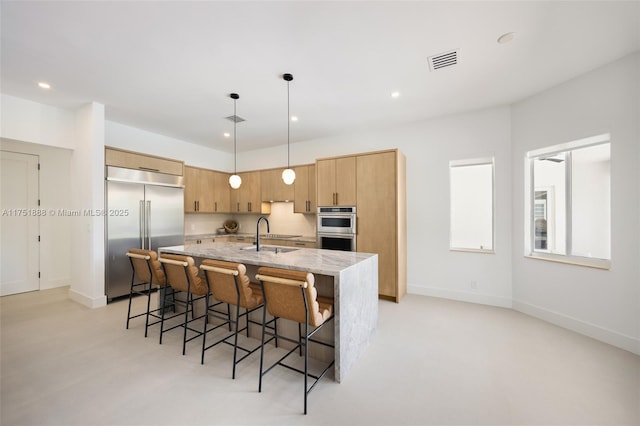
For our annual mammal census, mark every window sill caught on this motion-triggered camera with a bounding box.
[451,248,495,254]
[525,253,610,270]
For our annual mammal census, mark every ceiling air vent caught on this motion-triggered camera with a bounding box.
[225,115,246,123]
[428,50,458,71]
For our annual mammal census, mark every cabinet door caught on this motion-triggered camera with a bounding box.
[231,171,262,213]
[212,171,230,213]
[357,152,397,298]
[261,169,278,202]
[316,159,336,206]
[294,165,317,213]
[307,164,316,213]
[184,166,199,212]
[294,165,309,213]
[245,171,262,213]
[335,156,356,206]
[198,169,215,213]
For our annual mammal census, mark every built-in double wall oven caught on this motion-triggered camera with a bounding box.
[317,206,356,251]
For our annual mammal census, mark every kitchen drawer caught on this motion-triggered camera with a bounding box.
[185,237,215,244]
[288,240,317,248]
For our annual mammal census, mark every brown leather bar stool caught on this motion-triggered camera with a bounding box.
[199,259,277,379]
[158,254,212,355]
[125,249,166,337]
[255,267,334,415]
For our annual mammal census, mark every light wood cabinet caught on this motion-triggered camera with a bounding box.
[184,166,230,213]
[230,171,270,214]
[288,240,317,248]
[293,164,316,213]
[260,168,294,202]
[211,170,231,213]
[356,150,406,302]
[316,156,356,206]
[105,147,184,176]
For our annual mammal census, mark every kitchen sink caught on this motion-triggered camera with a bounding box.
[240,245,299,253]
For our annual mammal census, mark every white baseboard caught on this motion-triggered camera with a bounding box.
[40,277,71,290]
[513,299,640,356]
[408,284,512,308]
[68,288,107,309]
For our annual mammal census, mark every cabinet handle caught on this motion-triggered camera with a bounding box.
[214,201,217,212]
[248,202,252,212]
[237,202,240,212]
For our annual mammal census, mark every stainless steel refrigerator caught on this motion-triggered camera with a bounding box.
[105,166,184,301]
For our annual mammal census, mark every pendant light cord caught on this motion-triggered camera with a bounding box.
[287,79,290,168]
[234,97,237,174]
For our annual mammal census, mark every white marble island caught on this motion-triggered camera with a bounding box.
[159,242,378,383]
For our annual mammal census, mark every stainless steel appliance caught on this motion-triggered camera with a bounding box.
[105,166,184,301]
[317,206,356,251]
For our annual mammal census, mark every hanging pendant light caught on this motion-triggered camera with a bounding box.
[281,73,296,185]
[228,93,242,189]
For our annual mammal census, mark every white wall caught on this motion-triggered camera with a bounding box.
[244,106,515,308]
[0,94,107,307]
[511,52,640,354]
[1,94,76,150]
[0,138,72,290]
[105,121,232,171]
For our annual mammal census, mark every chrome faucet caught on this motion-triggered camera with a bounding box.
[256,216,270,251]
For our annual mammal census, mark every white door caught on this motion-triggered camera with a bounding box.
[0,151,40,296]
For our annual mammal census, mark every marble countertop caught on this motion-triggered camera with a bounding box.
[160,242,375,276]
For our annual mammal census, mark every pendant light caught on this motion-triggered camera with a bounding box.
[281,73,296,185]
[228,93,242,189]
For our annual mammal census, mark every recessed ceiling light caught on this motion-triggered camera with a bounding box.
[223,132,230,138]
[38,82,51,89]
[290,116,298,122]
[391,91,400,98]
[497,32,515,44]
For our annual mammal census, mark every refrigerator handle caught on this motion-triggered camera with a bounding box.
[139,200,145,249]
[146,200,151,250]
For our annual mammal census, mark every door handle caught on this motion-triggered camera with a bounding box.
[139,200,144,248]
[146,200,151,249]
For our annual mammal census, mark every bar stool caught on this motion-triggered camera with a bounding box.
[199,260,277,379]
[158,254,212,355]
[125,249,166,337]
[255,267,334,415]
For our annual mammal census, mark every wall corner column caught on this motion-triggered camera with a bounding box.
[69,102,106,308]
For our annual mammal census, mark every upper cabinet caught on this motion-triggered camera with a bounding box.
[316,156,356,206]
[184,166,230,213]
[260,168,294,202]
[210,170,231,213]
[230,171,270,214]
[105,147,184,176]
[293,164,316,213]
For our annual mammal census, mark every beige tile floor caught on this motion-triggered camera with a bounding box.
[1,287,639,425]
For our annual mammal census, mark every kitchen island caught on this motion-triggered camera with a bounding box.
[159,242,378,383]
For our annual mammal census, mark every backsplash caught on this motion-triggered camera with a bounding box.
[185,202,316,236]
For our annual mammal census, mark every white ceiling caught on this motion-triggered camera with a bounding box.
[2,1,639,153]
